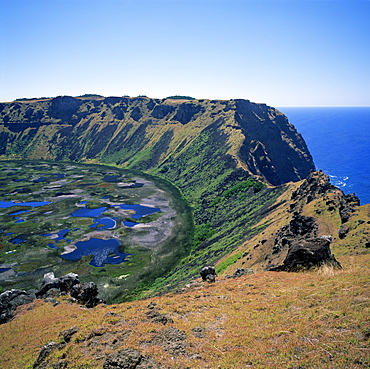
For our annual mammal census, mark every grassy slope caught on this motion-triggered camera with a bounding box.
[0,254,368,368]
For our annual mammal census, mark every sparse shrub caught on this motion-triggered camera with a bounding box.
[166,95,195,100]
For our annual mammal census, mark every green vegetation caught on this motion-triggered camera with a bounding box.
[0,161,193,303]
[215,250,244,274]
[192,223,216,250]
[166,95,195,100]
[223,178,266,198]
[77,94,104,98]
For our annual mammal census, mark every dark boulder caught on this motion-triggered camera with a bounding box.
[70,282,102,308]
[103,348,158,369]
[200,266,216,282]
[270,236,341,272]
[0,289,34,324]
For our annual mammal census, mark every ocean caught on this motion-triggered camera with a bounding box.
[278,107,370,205]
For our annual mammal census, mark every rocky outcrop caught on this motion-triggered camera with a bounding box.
[35,272,80,298]
[0,289,34,324]
[35,272,102,308]
[272,213,318,255]
[0,272,102,324]
[339,193,360,223]
[200,266,216,282]
[290,170,337,211]
[256,170,361,273]
[269,236,341,272]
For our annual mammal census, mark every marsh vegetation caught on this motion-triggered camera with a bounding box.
[0,161,193,302]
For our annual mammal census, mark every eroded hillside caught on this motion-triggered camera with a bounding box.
[0,96,314,186]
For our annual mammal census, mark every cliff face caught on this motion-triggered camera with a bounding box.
[0,96,314,186]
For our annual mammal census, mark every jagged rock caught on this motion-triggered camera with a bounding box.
[103,348,158,369]
[273,213,318,255]
[59,326,79,343]
[289,213,317,237]
[339,193,360,223]
[0,289,34,324]
[70,282,102,308]
[232,268,254,278]
[33,341,63,368]
[270,236,341,272]
[290,171,336,207]
[36,272,80,298]
[338,225,349,239]
[200,266,216,282]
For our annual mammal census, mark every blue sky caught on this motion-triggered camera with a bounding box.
[1,0,369,106]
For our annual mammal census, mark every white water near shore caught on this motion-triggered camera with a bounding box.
[280,107,370,205]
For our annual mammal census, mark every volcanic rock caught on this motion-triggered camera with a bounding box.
[103,349,158,369]
[70,282,102,308]
[200,266,216,282]
[270,236,341,272]
[0,289,34,324]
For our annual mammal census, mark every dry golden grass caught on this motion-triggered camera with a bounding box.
[0,254,369,368]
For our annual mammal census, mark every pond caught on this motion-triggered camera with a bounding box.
[0,201,51,208]
[89,217,117,229]
[71,207,107,217]
[118,204,160,219]
[61,238,130,267]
